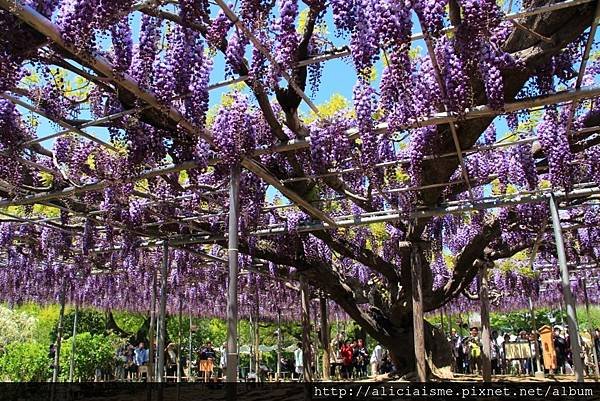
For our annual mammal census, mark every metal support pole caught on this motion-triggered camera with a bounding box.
[528,297,544,378]
[320,297,331,381]
[312,305,320,379]
[177,300,183,383]
[550,194,584,382]
[53,280,67,383]
[69,302,79,382]
[583,278,599,378]
[155,313,160,380]
[226,164,241,391]
[254,298,260,379]
[480,263,492,382]
[148,269,157,382]
[300,278,313,382]
[276,309,282,381]
[50,280,67,401]
[411,244,426,382]
[188,312,193,380]
[157,242,169,384]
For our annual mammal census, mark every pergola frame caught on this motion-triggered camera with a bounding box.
[1,0,600,386]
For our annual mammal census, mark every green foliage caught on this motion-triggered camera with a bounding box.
[395,167,410,183]
[38,171,54,188]
[59,333,124,381]
[429,306,600,335]
[15,303,60,345]
[408,46,422,60]
[0,306,37,348]
[369,222,390,242]
[305,93,350,123]
[112,311,145,335]
[192,318,227,347]
[0,342,51,382]
[297,9,328,35]
[515,110,542,133]
[56,309,106,341]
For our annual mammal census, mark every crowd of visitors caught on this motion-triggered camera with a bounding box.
[326,332,393,379]
[112,340,216,381]
[448,324,600,376]
[44,322,600,381]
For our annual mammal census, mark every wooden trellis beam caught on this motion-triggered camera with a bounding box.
[1,93,118,151]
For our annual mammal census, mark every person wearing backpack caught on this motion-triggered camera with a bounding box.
[464,327,482,375]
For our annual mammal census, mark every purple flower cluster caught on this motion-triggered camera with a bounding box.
[537,107,573,190]
[353,79,378,169]
[179,0,209,24]
[186,41,212,129]
[130,15,161,90]
[409,126,438,186]
[225,30,249,77]
[413,0,448,36]
[212,93,257,167]
[309,117,352,172]
[273,0,299,77]
[207,10,233,49]
[152,25,197,105]
[0,98,30,150]
[110,17,133,76]
[438,38,472,114]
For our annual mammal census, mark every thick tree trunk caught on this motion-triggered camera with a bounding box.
[105,310,130,338]
[383,319,453,379]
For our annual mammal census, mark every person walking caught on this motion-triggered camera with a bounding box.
[370,344,383,376]
[340,340,353,379]
[294,342,303,381]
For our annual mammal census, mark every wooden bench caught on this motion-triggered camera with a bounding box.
[137,366,149,381]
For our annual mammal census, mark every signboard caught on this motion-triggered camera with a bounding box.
[469,313,481,328]
[504,341,532,360]
[539,325,557,370]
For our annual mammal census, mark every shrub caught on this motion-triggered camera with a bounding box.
[0,306,37,348]
[0,342,51,382]
[59,332,123,381]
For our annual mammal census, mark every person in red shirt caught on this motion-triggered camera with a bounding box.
[340,340,353,379]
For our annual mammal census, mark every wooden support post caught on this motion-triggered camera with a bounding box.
[69,302,78,382]
[148,269,157,382]
[550,194,584,382]
[320,297,331,381]
[480,263,492,382]
[300,278,313,382]
[583,279,599,378]
[226,164,241,397]
[157,242,169,384]
[440,309,445,336]
[411,244,426,382]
